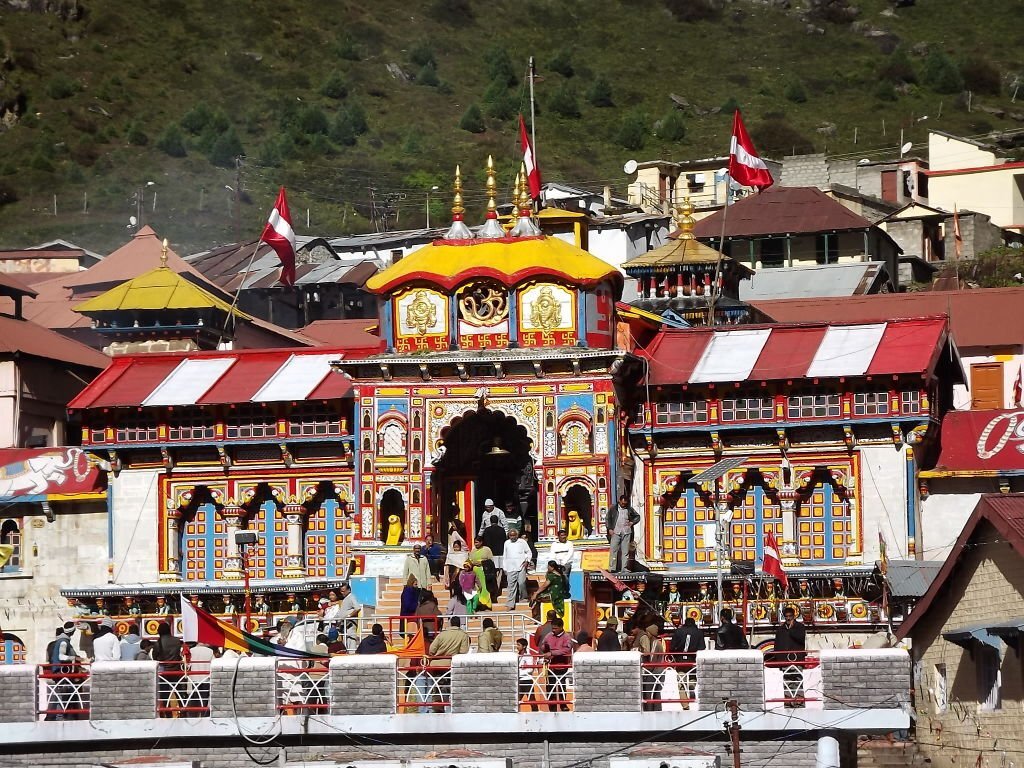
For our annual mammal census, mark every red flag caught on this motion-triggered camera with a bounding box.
[519,114,542,200]
[953,205,963,259]
[729,110,773,190]
[761,528,788,589]
[261,187,297,287]
[1014,364,1023,407]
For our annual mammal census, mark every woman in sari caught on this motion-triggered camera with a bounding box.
[458,560,492,614]
[444,540,468,591]
[531,560,569,618]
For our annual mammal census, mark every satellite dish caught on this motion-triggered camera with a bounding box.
[623,159,638,175]
[857,158,871,165]
[900,141,913,156]
[129,215,138,227]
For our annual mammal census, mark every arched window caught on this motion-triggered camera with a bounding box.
[378,420,407,456]
[0,519,21,572]
[412,410,422,429]
[559,419,591,455]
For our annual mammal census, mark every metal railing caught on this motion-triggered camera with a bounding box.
[354,612,539,650]
[275,659,330,713]
[641,653,698,711]
[397,656,451,713]
[518,660,574,712]
[37,663,90,720]
[157,661,210,717]
[764,650,823,708]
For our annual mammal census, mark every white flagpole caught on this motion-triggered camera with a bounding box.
[218,239,263,345]
[529,56,538,211]
[708,177,731,327]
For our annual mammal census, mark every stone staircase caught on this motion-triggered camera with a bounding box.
[371,575,540,644]
[857,739,928,768]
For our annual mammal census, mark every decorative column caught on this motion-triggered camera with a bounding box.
[220,502,245,580]
[161,503,183,582]
[843,474,862,565]
[282,499,309,578]
[778,488,801,568]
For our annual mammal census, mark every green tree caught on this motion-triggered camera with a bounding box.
[878,47,917,84]
[47,74,78,100]
[960,55,1002,95]
[873,81,898,102]
[417,63,440,87]
[181,103,214,134]
[208,127,243,168]
[320,72,349,99]
[720,96,741,113]
[156,123,187,157]
[616,110,648,151]
[297,105,329,136]
[547,48,574,78]
[345,102,368,135]
[126,121,149,146]
[330,112,356,146]
[784,78,808,103]
[486,88,517,120]
[548,82,580,118]
[409,41,436,69]
[656,110,686,141]
[459,103,486,133]
[923,50,964,94]
[586,76,613,107]
[484,46,517,87]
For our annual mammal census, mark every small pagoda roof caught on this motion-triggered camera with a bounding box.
[73,264,249,318]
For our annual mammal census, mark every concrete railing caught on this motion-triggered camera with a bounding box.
[0,648,910,723]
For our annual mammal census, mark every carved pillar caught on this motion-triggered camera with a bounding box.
[778,489,800,569]
[844,475,862,565]
[161,504,183,582]
[282,500,309,578]
[221,503,245,580]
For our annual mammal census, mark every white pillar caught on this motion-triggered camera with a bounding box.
[162,506,182,581]
[816,733,840,768]
[283,502,307,578]
[221,506,244,579]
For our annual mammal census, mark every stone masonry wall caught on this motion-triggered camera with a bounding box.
[90,660,158,720]
[573,650,641,712]
[329,654,397,715]
[820,649,910,709]
[209,656,277,718]
[451,652,517,713]
[696,650,765,710]
[0,664,36,723]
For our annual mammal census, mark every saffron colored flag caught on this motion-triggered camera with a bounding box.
[729,110,774,190]
[391,626,427,658]
[261,187,297,287]
[761,528,788,589]
[180,600,326,659]
[519,114,542,200]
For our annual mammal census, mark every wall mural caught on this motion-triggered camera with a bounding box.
[518,282,577,347]
[395,288,448,351]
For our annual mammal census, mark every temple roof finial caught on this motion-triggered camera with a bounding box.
[675,197,696,240]
[477,155,505,238]
[443,165,473,240]
[510,161,541,237]
[160,238,169,267]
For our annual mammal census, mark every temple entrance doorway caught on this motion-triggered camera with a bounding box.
[431,409,537,543]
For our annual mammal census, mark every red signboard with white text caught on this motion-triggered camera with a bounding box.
[930,409,1024,473]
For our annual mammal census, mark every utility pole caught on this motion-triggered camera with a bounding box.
[234,156,243,242]
[727,698,741,768]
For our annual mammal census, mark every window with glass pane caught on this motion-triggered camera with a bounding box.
[226,407,277,439]
[116,417,159,443]
[787,393,841,419]
[900,390,921,414]
[853,391,890,416]
[655,400,708,425]
[289,409,341,437]
[721,397,774,422]
[168,413,216,441]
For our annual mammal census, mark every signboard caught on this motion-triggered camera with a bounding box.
[0,447,107,501]
[927,409,1024,474]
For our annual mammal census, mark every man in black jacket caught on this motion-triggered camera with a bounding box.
[715,608,748,650]
[772,606,807,707]
[670,616,706,656]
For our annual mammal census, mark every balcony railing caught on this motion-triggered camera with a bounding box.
[37,663,90,720]
[397,656,451,713]
[276,659,330,714]
[157,661,211,717]
[518,661,574,712]
[641,653,698,711]
[764,650,823,709]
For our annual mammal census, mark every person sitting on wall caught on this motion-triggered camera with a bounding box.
[355,623,388,654]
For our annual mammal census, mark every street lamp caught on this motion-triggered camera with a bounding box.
[715,499,734,616]
[136,181,155,228]
[426,185,439,229]
[234,530,258,631]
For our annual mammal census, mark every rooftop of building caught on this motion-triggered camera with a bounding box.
[739,262,891,301]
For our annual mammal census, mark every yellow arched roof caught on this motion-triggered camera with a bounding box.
[366,235,621,294]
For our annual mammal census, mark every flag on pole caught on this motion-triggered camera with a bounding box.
[180,599,325,659]
[760,528,788,589]
[952,205,963,259]
[519,114,542,200]
[729,110,774,190]
[1014,364,1023,407]
[261,187,297,287]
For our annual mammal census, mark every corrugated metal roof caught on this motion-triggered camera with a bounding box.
[885,560,943,598]
[740,262,887,301]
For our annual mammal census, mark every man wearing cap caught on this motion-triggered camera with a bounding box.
[92,618,122,662]
[597,616,621,651]
[480,499,508,532]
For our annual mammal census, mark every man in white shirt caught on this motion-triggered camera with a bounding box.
[481,499,509,532]
[548,528,575,579]
[338,582,360,651]
[503,527,533,609]
[92,618,121,662]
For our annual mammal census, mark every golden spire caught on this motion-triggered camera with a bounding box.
[478,154,505,238]
[511,172,522,222]
[160,238,169,267]
[452,165,465,220]
[444,165,473,240]
[518,162,532,214]
[675,197,696,240]
[510,161,541,237]
[485,155,497,217]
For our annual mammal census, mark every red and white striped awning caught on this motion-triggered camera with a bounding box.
[69,349,351,409]
[640,317,949,386]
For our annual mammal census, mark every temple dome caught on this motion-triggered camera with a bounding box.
[365,235,623,295]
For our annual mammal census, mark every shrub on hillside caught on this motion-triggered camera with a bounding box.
[960,55,1002,95]
[320,72,349,99]
[126,122,149,146]
[409,42,436,69]
[335,35,362,61]
[966,246,1024,288]
[208,127,243,168]
[156,123,187,157]
[459,103,486,133]
[878,48,917,84]
[298,106,330,137]
[548,48,574,78]
[47,74,78,100]
[655,110,686,141]
[663,0,721,22]
[429,0,474,26]
[751,116,814,156]
[720,96,740,113]
[923,50,964,94]
[487,89,517,120]
[784,78,808,103]
[417,63,440,87]
[0,181,18,207]
[181,103,215,134]
[616,110,648,151]
[548,83,580,119]
[345,102,368,135]
[587,76,614,107]
[484,46,517,87]
[873,81,898,102]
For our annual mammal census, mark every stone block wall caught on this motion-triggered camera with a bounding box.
[329,654,396,715]
[451,653,518,713]
[0,664,36,723]
[696,650,765,710]
[820,649,910,709]
[209,656,277,718]
[573,651,641,712]
[90,661,158,720]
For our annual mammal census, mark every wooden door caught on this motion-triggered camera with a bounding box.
[971,362,1004,410]
[881,170,898,202]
